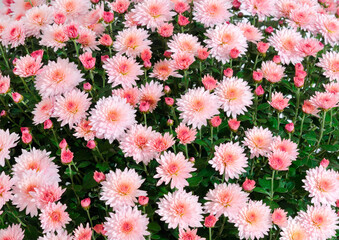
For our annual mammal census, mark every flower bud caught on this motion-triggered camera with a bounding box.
[83,82,92,91]
[164,85,171,94]
[139,101,150,113]
[44,119,53,129]
[294,77,304,88]
[230,48,240,59]
[12,92,23,103]
[99,34,113,46]
[59,139,67,149]
[320,158,329,168]
[93,171,106,183]
[103,11,114,23]
[22,132,32,144]
[93,224,106,235]
[167,119,174,126]
[210,116,222,127]
[265,26,274,34]
[81,198,91,209]
[257,42,270,54]
[242,178,256,192]
[21,127,29,133]
[165,97,174,106]
[61,148,74,164]
[228,118,240,132]
[65,24,79,39]
[273,55,281,64]
[101,55,109,63]
[54,12,66,25]
[204,215,217,228]
[295,63,304,71]
[232,0,241,9]
[197,47,209,60]
[163,51,172,58]
[138,196,149,206]
[86,140,96,149]
[1,110,7,117]
[178,14,189,26]
[189,157,195,163]
[253,71,263,82]
[285,123,294,133]
[79,52,96,70]
[224,68,233,78]
[255,85,264,96]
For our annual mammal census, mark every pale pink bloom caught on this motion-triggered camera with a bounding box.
[287,5,317,31]
[30,183,65,209]
[177,87,221,129]
[53,89,91,128]
[175,123,197,145]
[0,224,24,240]
[179,229,204,240]
[100,168,146,210]
[148,132,175,153]
[53,0,91,19]
[0,172,15,210]
[280,217,309,240]
[202,74,217,90]
[268,150,291,171]
[243,126,273,158]
[310,91,338,110]
[275,0,299,18]
[232,200,272,240]
[204,183,249,219]
[0,74,10,94]
[297,205,339,240]
[132,0,176,31]
[1,20,26,48]
[157,23,174,37]
[32,97,55,125]
[314,14,339,46]
[89,96,137,143]
[73,119,96,141]
[35,57,84,97]
[271,137,298,161]
[167,33,201,56]
[260,61,285,83]
[39,202,71,233]
[156,190,203,229]
[13,54,43,78]
[272,208,288,227]
[104,206,149,240]
[112,87,140,107]
[114,26,151,58]
[103,55,143,88]
[237,21,263,43]
[0,129,20,167]
[316,51,339,81]
[193,0,232,27]
[119,124,158,165]
[73,223,92,240]
[269,28,303,65]
[39,24,69,51]
[9,0,43,21]
[324,82,339,95]
[172,52,195,70]
[205,23,248,64]
[296,37,324,57]
[215,77,253,118]
[38,229,73,240]
[124,12,140,28]
[241,0,276,20]
[154,151,196,189]
[150,59,182,81]
[269,92,290,111]
[209,142,248,181]
[302,166,339,206]
[111,0,130,14]
[0,16,11,40]
[302,100,319,116]
[77,27,99,52]
[24,5,54,37]
[139,80,164,112]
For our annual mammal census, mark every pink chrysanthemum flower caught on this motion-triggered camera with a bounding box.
[168,33,201,55]
[269,92,290,112]
[111,0,130,14]
[243,126,273,158]
[89,96,137,143]
[302,99,320,116]
[0,16,11,40]
[139,80,164,112]
[0,172,15,210]
[175,123,197,145]
[241,0,276,21]
[302,166,339,206]
[53,89,91,128]
[236,21,263,43]
[114,26,152,58]
[35,57,84,98]
[275,0,299,18]
[154,151,196,189]
[30,183,65,209]
[9,0,44,21]
[148,132,175,153]
[150,59,182,81]
[260,61,285,83]
[268,27,303,65]
[179,229,204,240]
[73,119,96,141]
[204,183,249,219]
[0,74,10,94]
[314,14,339,46]
[297,205,339,240]
[296,37,324,58]
[280,217,309,240]
[270,137,298,161]
[215,77,253,118]
[39,24,69,51]
[77,27,99,52]
[0,129,20,167]
[310,91,338,111]
[124,12,140,28]
[39,202,71,233]
[177,87,221,129]
[104,206,149,240]
[53,0,91,19]
[38,229,73,240]
[209,142,248,181]
[1,20,26,48]
[232,200,272,240]
[156,190,203,229]
[172,52,195,70]
[324,82,339,95]
[193,0,232,27]
[32,97,55,125]
[268,150,292,171]
[100,168,146,210]
[73,223,92,240]
[13,54,43,78]
[316,51,339,81]
[287,5,317,31]
[112,87,140,107]
[272,208,288,227]
[132,0,176,31]
[24,5,54,37]
[103,55,143,88]
[205,23,248,64]
[119,124,158,165]
[0,224,25,240]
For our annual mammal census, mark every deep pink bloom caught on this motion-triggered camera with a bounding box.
[83,82,92,91]
[44,119,53,129]
[224,68,233,78]
[12,92,23,103]
[253,71,263,82]
[22,132,32,144]
[255,85,264,96]
[103,11,114,23]
[61,148,73,164]
[204,215,218,228]
[294,77,304,88]
[265,26,274,34]
[178,14,189,26]
[59,139,67,149]
[197,47,210,60]
[228,118,240,132]
[257,42,270,53]
[273,55,281,64]
[79,52,96,70]
[242,178,256,192]
[99,34,113,46]
[210,116,222,127]
[165,97,174,106]
[230,48,240,59]
[86,140,96,149]
[64,24,79,39]
[202,74,217,90]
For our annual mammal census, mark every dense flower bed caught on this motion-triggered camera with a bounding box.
[0,0,338,239]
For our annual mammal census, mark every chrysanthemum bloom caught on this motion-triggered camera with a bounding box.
[0,224,25,240]
[0,15,11,39]
[104,206,149,240]
[150,59,182,81]
[302,166,339,206]
[175,123,197,145]
[243,126,273,158]
[260,61,285,83]
[132,0,176,31]
[268,28,303,65]
[275,0,298,18]
[73,119,96,141]
[53,0,91,19]
[232,200,272,240]
[314,14,339,46]
[297,205,339,239]
[269,92,290,112]
[193,0,232,27]
[0,129,19,167]
[280,217,309,240]
[205,23,248,64]
[38,229,73,240]
[30,183,65,209]
[1,20,26,48]
[310,91,338,111]
[0,74,10,94]
[272,208,288,227]
[302,100,319,116]
[112,87,140,107]
[103,55,143,88]
[324,82,339,95]
[0,172,15,209]
[13,54,43,78]
[215,77,253,118]
[296,37,324,58]
[154,151,196,189]
[35,57,84,98]
[157,23,174,37]
[209,142,248,181]
[236,21,263,43]
[139,80,164,112]
[204,183,249,219]
[111,0,130,14]
[73,223,92,240]
[316,51,339,81]
[287,5,316,31]
[177,87,221,129]
[172,52,195,70]
[119,124,157,165]
[148,132,175,153]
[201,74,217,90]
[24,5,54,37]
[39,202,71,233]
[39,24,69,51]
[270,137,298,161]
[76,27,99,52]
[79,52,96,70]
[179,229,204,240]
[241,0,276,20]
[89,96,136,143]
[100,168,146,210]
[53,89,91,128]
[114,27,152,58]
[268,150,292,171]
[156,190,203,229]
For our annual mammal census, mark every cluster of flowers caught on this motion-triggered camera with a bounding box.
[0,0,338,239]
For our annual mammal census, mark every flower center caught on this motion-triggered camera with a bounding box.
[121,221,134,234]
[50,211,61,222]
[117,183,131,195]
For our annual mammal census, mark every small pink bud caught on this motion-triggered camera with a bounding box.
[103,11,114,23]
[257,42,270,53]
[93,171,106,183]
[138,196,149,206]
[273,55,281,64]
[83,82,92,91]
[101,55,109,63]
[59,139,68,149]
[86,140,96,149]
[210,116,222,127]
[164,85,171,94]
[295,63,304,71]
[20,127,29,133]
[91,0,99,3]
[285,123,294,133]
[1,110,7,117]
[320,158,329,168]
[189,157,195,163]
[174,1,189,13]
[253,71,263,82]
[61,148,73,164]
[228,118,240,132]
[197,47,210,60]
[295,70,306,79]
[99,34,113,46]
[79,52,96,70]
[54,12,66,25]
[22,132,32,144]
[265,26,274,34]
[65,24,79,39]
[230,48,240,59]
[294,77,304,88]
[139,101,150,113]
[204,215,217,228]
[232,0,241,9]
[81,198,91,209]
[163,51,172,58]
[279,20,284,25]
[224,68,233,78]
[178,14,189,26]
[167,119,174,126]
[144,60,152,68]
[12,92,23,103]
[31,49,44,59]
[44,119,53,129]
[93,224,106,235]
[12,58,18,65]
[141,48,152,62]
[242,178,256,192]
[255,85,264,96]
[165,97,174,106]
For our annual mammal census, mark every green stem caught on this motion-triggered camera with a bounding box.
[20,77,38,101]
[220,64,224,78]
[184,70,188,90]
[250,157,255,176]
[86,209,93,228]
[327,109,333,144]
[209,228,212,240]
[221,169,225,183]
[16,103,31,119]
[270,170,275,200]
[68,164,80,203]
[95,146,105,162]
[199,61,202,79]
[0,44,10,69]
[294,88,301,123]
[210,126,213,144]
[5,203,27,227]
[185,144,188,159]
[217,216,226,238]
[253,54,259,70]
[169,125,177,153]
[277,111,280,131]
[143,113,147,127]
[315,111,327,150]
[269,84,273,102]
[89,70,95,86]
[253,83,258,125]
[297,114,305,145]
[143,163,149,176]
[73,40,79,59]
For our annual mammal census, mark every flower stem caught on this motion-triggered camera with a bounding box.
[169,125,177,153]
[210,126,213,144]
[68,164,80,203]
[86,209,93,228]
[143,113,147,127]
[20,77,39,101]
[221,169,225,183]
[294,88,301,123]
[277,111,280,131]
[95,146,105,162]
[185,144,188,159]
[270,170,275,200]
[253,83,258,125]
[268,84,273,101]
[143,163,149,176]
[0,44,10,69]
[6,203,27,227]
[297,113,305,145]
[184,70,188,90]
[209,228,212,240]
[73,40,80,60]
[315,111,326,150]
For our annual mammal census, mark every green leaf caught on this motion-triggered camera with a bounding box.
[258,178,271,190]
[148,222,161,232]
[253,187,269,195]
